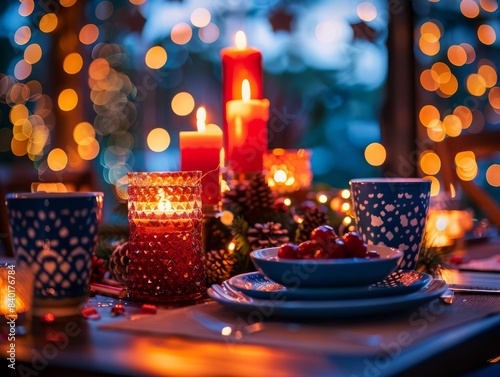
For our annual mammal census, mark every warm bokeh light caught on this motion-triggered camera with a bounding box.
[489,87,500,109]
[364,142,386,166]
[58,89,78,111]
[486,164,500,186]
[190,8,211,28]
[438,73,458,96]
[171,23,192,45]
[13,60,32,81]
[18,0,34,16]
[88,58,110,80]
[24,43,42,64]
[341,189,350,199]
[79,24,99,45]
[460,43,476,64]
[461,0,480,18]
[431,62,451,83]
[477,24,496,45]
[129,0,147,5]
[147,128,171,152]
[443,114,462,137]
[39,13,58,33]
[424,175,440,196]
[480,0,499,12]
[171,92,195,116]
[145,46,167,69]
[73,122,95,144]
[453,106,473,128]
[418,37,440,56]
[357,2,378,22]
[466,73,487,96]
[427,121,446,142]
[60,0,78,7]
[63,52,84,74]
[447,45,467,66]
[14,26,31,45]
[419,105,440,127]
[455,151,478,181]
[420,69,439,91]
[47,148,68,171]
[420,151,441,175]
[9,104,29,125]
[78,139,100,160]
[478,63,497,88]
[420,20,441,36]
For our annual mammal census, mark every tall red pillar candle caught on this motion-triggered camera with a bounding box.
[226,80,269,174]
[180,108,223,209]
[221,31,263,160]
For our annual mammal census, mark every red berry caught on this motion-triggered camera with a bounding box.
[278,243,299,259]
[297,240,320,259]
[365,250,380,259]
[313,248,331,259]
[328,239,349,259]
[342,232,367,258]
[310,225,337,248]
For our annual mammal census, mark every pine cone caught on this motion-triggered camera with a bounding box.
[243,172,276,224]
[205,249,235,285]
[247,222,289,251]
[295,206,329,243]
[203,216,231,252]
[222,179,249,215]
[108,242,130,285]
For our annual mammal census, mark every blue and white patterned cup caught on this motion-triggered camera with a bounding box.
[5,192,103,316]
[350,178,431,270]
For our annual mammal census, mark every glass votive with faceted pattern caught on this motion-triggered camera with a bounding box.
[127,171,206,303]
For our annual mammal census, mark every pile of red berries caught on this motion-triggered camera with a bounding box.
[278,225,380,260]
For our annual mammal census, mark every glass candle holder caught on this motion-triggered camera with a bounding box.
[127,171,206,303]
[0,263,33,336]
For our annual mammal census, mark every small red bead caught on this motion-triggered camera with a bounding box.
[111,304,126,316]
[139,304,157,314]
[81,307,101,320]
[40,313,56,323]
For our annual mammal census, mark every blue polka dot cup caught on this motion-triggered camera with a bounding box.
[350,178,431,270]
[5,192,103,317]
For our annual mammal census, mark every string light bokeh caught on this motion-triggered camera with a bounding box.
[1,0,498,222]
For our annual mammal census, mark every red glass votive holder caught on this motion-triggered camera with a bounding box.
[127,171,206,303]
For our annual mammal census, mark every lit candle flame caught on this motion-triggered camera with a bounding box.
[241,79,250,102]
[235,30,246,49]
[196,107,206,132]
[156,188,173,213]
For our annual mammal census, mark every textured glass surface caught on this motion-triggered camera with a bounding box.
[127,171,206,303]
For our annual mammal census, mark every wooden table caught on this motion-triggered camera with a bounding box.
[2,239,500,377]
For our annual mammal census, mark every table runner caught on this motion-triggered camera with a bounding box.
[99,295,500,356]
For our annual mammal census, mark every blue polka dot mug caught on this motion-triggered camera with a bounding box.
[6,192,103,317]
[350,178,431,270]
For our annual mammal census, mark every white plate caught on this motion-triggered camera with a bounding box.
[207,279,448,319]
[227,270,432,301]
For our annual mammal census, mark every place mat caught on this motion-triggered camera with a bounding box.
[99,295,499,356]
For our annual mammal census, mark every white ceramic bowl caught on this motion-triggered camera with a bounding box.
[250,245,403,288]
